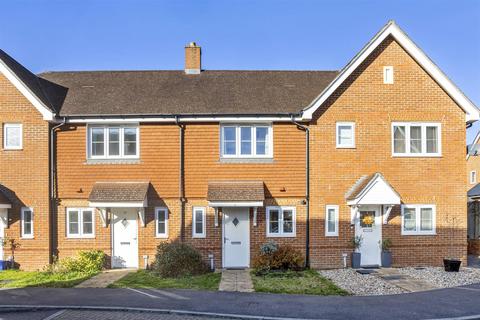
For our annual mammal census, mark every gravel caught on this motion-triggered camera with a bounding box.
[397,267,480,288]
[319,269,407,296]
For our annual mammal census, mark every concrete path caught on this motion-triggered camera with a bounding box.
[75,269,134,288]
[219,269,254,292]
[375,268,437,292]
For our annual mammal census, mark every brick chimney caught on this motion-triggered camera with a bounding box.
[184,42,201,74]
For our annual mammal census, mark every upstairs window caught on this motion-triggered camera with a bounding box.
[336,122,355,148]
[3,123,22,150]
[88,125,139,159]
[66,208,95,238]
[392,122,441,157]
[471,171,477,185]
[221,125,272,158]
[266,206,296,237]
[383,66,394,84]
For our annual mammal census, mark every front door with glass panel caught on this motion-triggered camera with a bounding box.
[355,206,381,266]
[223,208,250,268]
[112,208,139,268]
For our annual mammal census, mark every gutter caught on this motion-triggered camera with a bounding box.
[290,114,310,268]
[49,117,66,263]
[175,116,186,242]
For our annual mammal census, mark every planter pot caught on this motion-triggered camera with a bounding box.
[381,251,392,267]
[443,259,461,272]
[351,252,361,269]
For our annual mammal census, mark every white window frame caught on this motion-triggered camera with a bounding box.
[325,205,339,236]
[266,206,296,237]
[220,124,273,158]
[391,122,441,157]
[336,122,355,149]
[401,204,436,235]
[383,66,394,84]
[471,170,477,184]
[66,208,95,238]
[3,123,23,150]
[87,124,140,159]
[192,207,206,238]
[155,207,169,238]
[21,207,33,238]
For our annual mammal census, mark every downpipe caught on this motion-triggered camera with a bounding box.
[175,116,186,242]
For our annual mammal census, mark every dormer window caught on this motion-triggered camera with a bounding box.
[383,66,394,84]
[88,125,139,159]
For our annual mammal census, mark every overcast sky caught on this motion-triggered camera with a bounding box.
[1,0,479,142]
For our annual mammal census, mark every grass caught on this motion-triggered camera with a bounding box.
[0,270,95,288]
[251,269,349,296]
[109,270,221,291]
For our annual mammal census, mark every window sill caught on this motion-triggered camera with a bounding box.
[192,235,206,239]
[401,232,436,236]
[219,158,274,164]
[266,234,296,238]
[392,154,442,158]
[85,159,141,165]
[336,146,356,149]
[3,148,23,151]
[20,236,34,239]
[66,235,96,239]
[155,235,169,239]
[325,234,339,237]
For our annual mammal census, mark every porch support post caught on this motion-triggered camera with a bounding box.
[0,209,8,229]
[253,207,257,227]
[138,208,145,227]
[99,208,108,227]
[214,207,219,227]
[350,205,359,225]
[383,205,394,224]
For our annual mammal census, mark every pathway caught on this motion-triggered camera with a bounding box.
[218,269,253,292]
[375,268,437,292]
[75,269,134,288]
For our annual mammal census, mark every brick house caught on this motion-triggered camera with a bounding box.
[0,21,478,270]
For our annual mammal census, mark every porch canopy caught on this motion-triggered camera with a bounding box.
[88,182,150,227]
[0,188,12,209]
[346,173,401,224]
[468,183,480,202]
[207,180,265,207]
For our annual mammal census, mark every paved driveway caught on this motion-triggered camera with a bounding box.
[0,284,479,320]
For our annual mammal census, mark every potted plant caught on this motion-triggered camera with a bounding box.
[381,238,392,267]
[350,236,362,269]
[443,215,461,272]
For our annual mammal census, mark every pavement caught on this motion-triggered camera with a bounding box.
[0,284,479,320]
[375,268,438,292]
[75,268,134,288]
[219,269,254,292]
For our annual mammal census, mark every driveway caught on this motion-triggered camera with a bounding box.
[0,284,479,320]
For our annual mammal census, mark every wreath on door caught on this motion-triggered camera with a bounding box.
[361,214,374,226]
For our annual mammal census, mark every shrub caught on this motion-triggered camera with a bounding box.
[252,242,304,275]
[153,241,209,278]
[46,250,106,274]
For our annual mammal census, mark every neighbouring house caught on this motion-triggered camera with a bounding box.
[0,21,478,271]
[467,133,480,256]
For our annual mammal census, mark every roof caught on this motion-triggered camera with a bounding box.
[88,182,150,202]
[346,172,401,205]
[207,180,265,202]
[467,130,480,160]
[346,174,377,201]
[302,21,479,123]
[0,49,66,119]
[468,183,480,199]
[38,70,338,117]
[0,189,11,206]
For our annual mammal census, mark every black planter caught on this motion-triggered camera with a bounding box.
[443,259,461,272]
[351,252,361,269]
[381,251,392,267]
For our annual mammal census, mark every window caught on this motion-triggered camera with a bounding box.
[220,125,272,158]
[471,171,477,184]
[325,205,339,236]
[336,122,355,148]
[66,208,95,238]
[266,206,296,237]
[21,207,33,238]
[192,207,206,238]
[383,66,394,84]
[88,125,139,159]
[155,207,169,238]
[392,123,441,156]
[401,205,436,235]
[3,123,22,150]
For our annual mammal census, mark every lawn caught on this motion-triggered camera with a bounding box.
[109,270,221,290]
[0,270,95,288]
[251,269,349,295]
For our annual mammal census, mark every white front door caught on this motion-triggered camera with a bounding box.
[355,205,382,266]
[223,208,250,268]
[112,208,139,268]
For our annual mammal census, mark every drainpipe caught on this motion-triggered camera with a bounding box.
[290,114,310,268]
[175,116,186,242]
[49,117,66,263]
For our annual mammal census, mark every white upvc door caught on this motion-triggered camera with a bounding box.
[355,205,382,267]
[111,208,139,268]
[223,207,250,268]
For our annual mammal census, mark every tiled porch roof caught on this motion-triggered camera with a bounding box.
[207,181,265,202]
[0,188,11,205]
[88,182,150,202]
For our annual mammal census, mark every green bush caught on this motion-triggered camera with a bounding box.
[252,242,304,275]
[153,242,209,278]
[48,250,106,274]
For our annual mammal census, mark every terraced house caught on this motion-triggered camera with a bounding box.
[0,21,477,271]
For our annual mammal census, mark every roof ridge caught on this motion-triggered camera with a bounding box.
[38,69,339,76]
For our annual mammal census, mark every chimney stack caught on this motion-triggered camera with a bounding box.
[185,42,201,74]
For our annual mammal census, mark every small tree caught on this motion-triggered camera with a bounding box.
[1,237,20,269]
